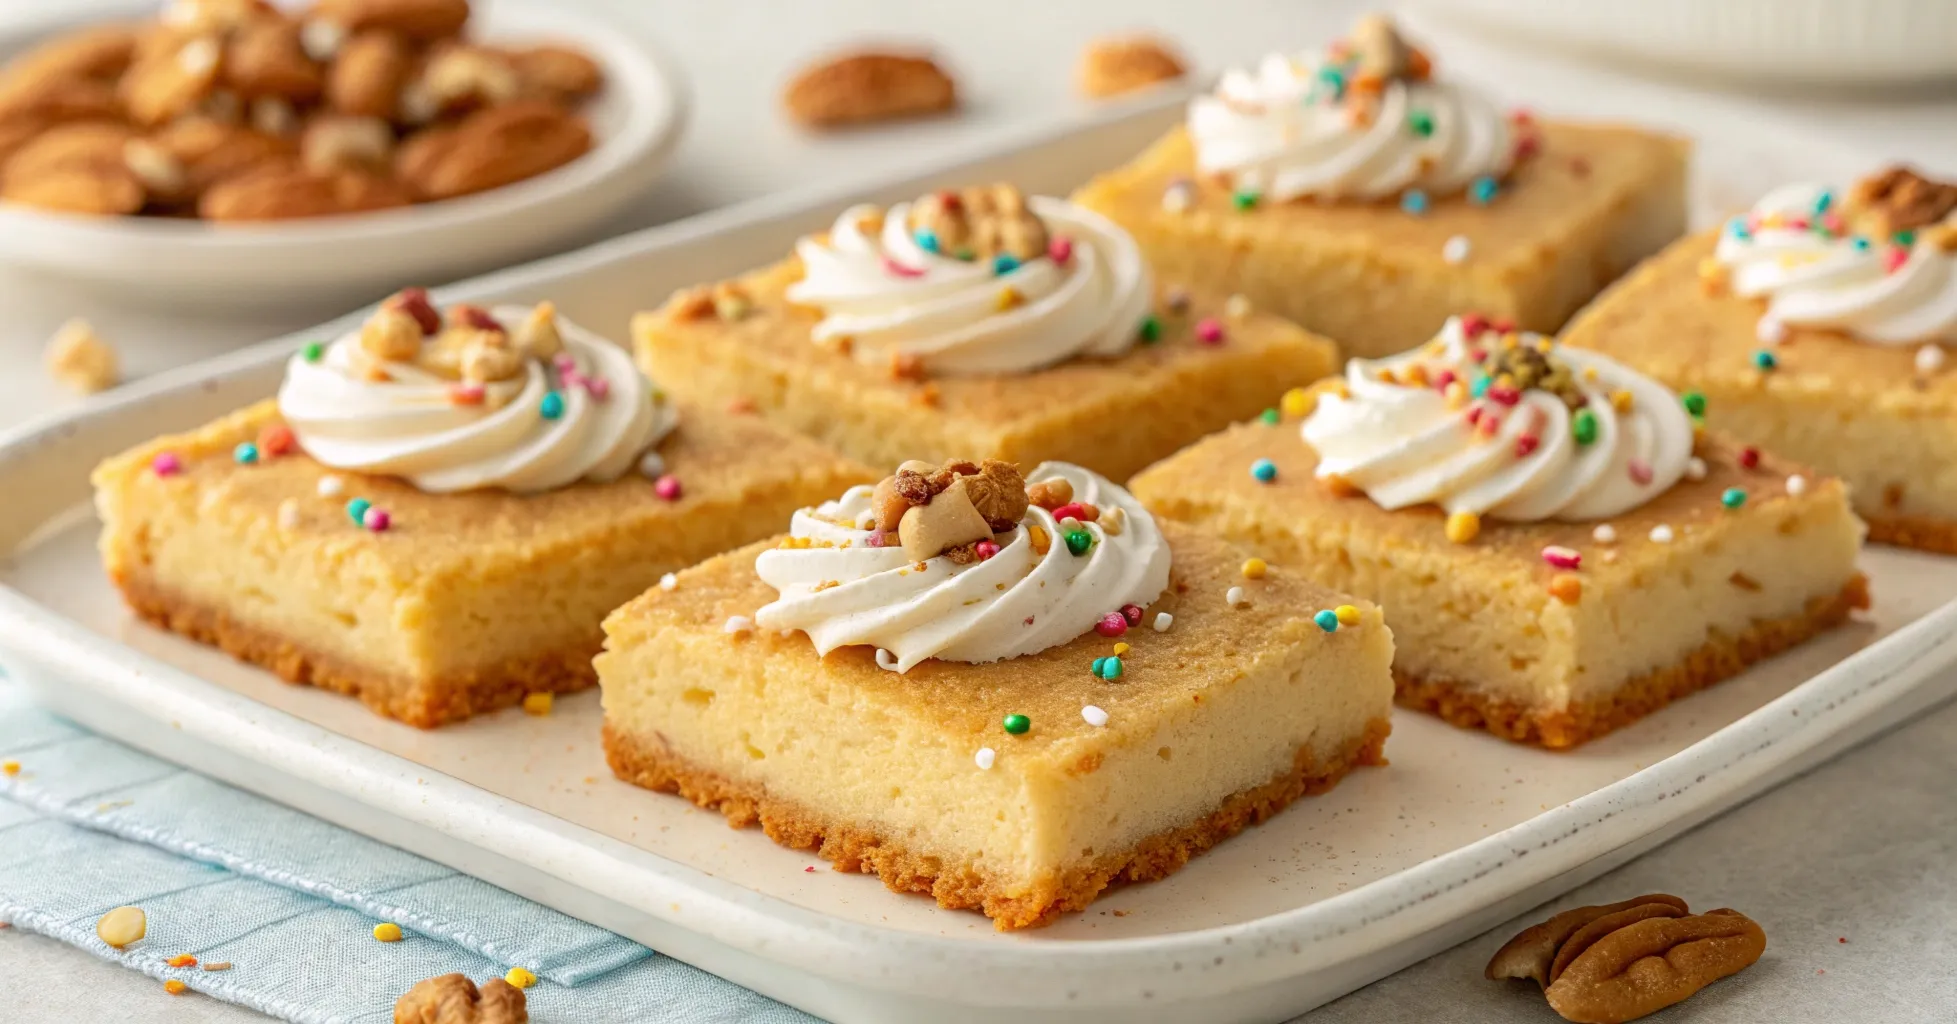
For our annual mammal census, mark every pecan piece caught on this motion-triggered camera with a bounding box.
[1848,165,1957,237]
[907,183,1047,263]
[416,43,520,118]
[508,45,603,103]
[1487,894,1689,987]
[1077,36,1186,99]
[1,122,145,215]
[147,116,294,197]
[224,16,324,101]
[0,75,120,125]
[783,51,956,130]
[302,114,394,174]
[120,33,223,126]
[393,973,527,1024]
[326,30,411,119]
[199,164,409,220]
[0,24,140,86]
[395,99,590,201]
[314,0,470,42]
[1545,909,1766,1024]
[956,459,1027,531]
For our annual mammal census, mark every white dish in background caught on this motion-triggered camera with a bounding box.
[0,0,688,311]
[1408,0,1957,86]
[3,96,1956,1024]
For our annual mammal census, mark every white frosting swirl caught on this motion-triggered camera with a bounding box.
[753,462,1169,672]
[784,197,1151,375]
[278,305,677,494]
[1188,52,1514,203]
[1303,318,1694,521]
[1714,182,1957,346]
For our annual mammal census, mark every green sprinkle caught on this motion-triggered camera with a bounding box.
[1002,713,1030,735]
[1894,229,1916,247]
[1260,408,1280,425]
[302,342,324,362]
[347,498,372,525]
[1752,350,1778,371]
[1064,529,1094,556]
[1681,391,1707,417]
[1232,189,1260,211]
[1571,408,1598,446]
[1721,487,1747,510]
[1407,110,1434,137]
[1138,315,1162,343]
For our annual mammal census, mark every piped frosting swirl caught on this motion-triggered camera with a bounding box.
[1302,315,1694,522]
[754,460,1170,672]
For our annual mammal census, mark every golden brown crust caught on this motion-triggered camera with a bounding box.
[112,571,595,729]
[604,718,1390,930]
[1397,575,1870,749]
[1863,511,1957,556]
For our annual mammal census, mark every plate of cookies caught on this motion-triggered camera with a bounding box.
[0,0,687,309]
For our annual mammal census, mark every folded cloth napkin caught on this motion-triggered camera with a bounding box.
[0,681,815,1024]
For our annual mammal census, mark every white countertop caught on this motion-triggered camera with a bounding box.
[4,1,1955,1021]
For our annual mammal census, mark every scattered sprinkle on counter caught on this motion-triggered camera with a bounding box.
[505,967,537,989]
[1,760,18,776]
[165,954,198,968]
[164,980,188,995]
[372,922,402,942]
[522,692,554,716]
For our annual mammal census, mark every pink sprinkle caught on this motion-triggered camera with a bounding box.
[1478,414,1502,437]
[583,376,611,401]
[866,531,886,548]
[1491,318,1516,334]
[1120,603,1144,626]
[152,452,182,476]
[1514,435,1540,458]
[974,540,999,561]
[882,256,925,278]
[1095,612,1128,638]
[363,507,391,532]
[553,353,577,373]
[654,474,682,501]
[1047,236,1074,265]
[1885,247,1910,274]
[1628,458,1654,485]
[1195,318,1225,345]
[804,866,816,873]
[1822,212,1845,234]
[1542,545,1581,570]
[1787,217,1810,231]
[1513,135,1540,160]
[1487,385,1522,406]
[560,370,585,389]
[1433,369,1457,391]
[1460,313,1489,337]
[1465,406,1484,427]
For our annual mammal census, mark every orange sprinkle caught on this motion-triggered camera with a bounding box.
[166,954,197,968]
[257,424,296,458]
[1550,574,1583,604]
[164,980,188,995]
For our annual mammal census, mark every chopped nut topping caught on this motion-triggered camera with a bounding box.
[393,972,528,1024]
[457,330,523,384]
[1077,36,1186,99]
[512,301,563,359]
[906,183,1048,263]
[1847,165,1957,237]
[872,459,1028,555]
[359,306,424,362]
[44,318,119,394]
[1026,477,1073,510]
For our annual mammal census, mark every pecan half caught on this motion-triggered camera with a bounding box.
[395,99,589,201]
[783,51,956,129]
[326,30,411,120]
[314,0,470,42]
[0,75,121,125]
[302,114,394,174]
[224,16,324,101]
[199,164,409,220]
[1077,36,1186,99]
[120,33,223,126]
[509,45,603,104]
[1487,894,1690,987]
[1,121,145,215]
[0,24,140,86]
[393,973,527,1024]
[147,116,294,198]
[1848,165,1957,236]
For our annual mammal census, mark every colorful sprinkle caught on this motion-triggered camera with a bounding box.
[1281,387,1311,418]
[1650,524,1675,543]
[317,474,343,497]
[1225,586,1248,608]
[1685,457,1708,481]
[1756,317,1787,345]
[1241,557,1267,579]
[505,968,537,990]
[658,572,678,591]
[1721,487,1748,509]
[1003,713,1031,735]
[2,760,17,776]
[1048,236,1074,264]
[1137,315,1162,343]
[1739,446,1761,469]
[654,474,682,501]
[164,980,188,995]
[1096,612,1128,637]
[1549,574,1582,605]
[346,498,371,525]
[882,256,924,278]
[975,747,996,770]
[522,692,553,716]
[1064,529,1094,556]
[302,342,324,362]
[992,254,1020,276]
[1894,229,1917,247]
[915,229,939,253]
[1571,408,1599,445]
[974,539,1000,561]
[1091,656,1123,680]
[1400,189,1430,215]
[1442,235,1471,264]
[233,442,259,465]
[1121,603,1145,625]
[1153,612,1174,631]
[1406,109,1434,137]
[152,452,182,476]
[1445,510,1480,544]
[1195,317,1226,344]
[1681,391,1707,417]
[362,506,390,532]
[994,286,1023,312]
[1334,604,1360,627]
[539,391,565,420]
[1232,189,1260,211]
[259,423,296,457]
[1541,545,1581,570]
[1081,705,1109,727]
[1628,458,1654,486]
[277,499,300,530]
[1313,609,1339,632]
[1514,434,1540,458]
[1469,175,1500,205]
[166,954,198,968]
[373,923,403,942]
[1752,350,1777,371]
[1592,523,1618,544]
[1917,345,1947,375]
[1250,458,1277,482]
[1161,181,1193,213]
[1224,293,1252,319]
[1786,474,1808,496]
[1260,408,1280,425]
[1114,641,1130,654]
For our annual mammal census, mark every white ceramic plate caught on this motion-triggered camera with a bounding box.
[2,96,1955,1024]
[0,0,688,310]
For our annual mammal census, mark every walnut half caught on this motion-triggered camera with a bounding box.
[1487,894,1766,1023]
[394,973,527,1024]
[1847,165,1957,237]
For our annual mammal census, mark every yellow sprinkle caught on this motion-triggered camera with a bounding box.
[372,923,402,942]
[1425,340,1447,356]
[522,692,553,717]
[1502,334,1521,350]
[1280,387,1311,419]
[1582,367,1599,382]
[1402,364,1428,387]
[164,980,188,995]
[1376,368,1398,385]
[505,967,537,989]
[1444,510,1481,544]
[1,760,17,776]
[1494,372,1516,389]
[1611,389,1633,413]
[1443,381,1468,408]
[1760,212,1784,229]
[1241,557,1268,579]
[995,286,1022,311]
[1028,524,1050,555]
[1113,642,1130,655]
[1534,338,1554,354]
[1334,605,1361,626]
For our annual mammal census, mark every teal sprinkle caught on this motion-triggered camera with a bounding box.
[1812,190,1833,214]
[1471,374,1492,399]
[1092,657,1107,677]
[1232,190,1260,211]
[1721,487,1747,510]
[992,254,1020,275]
[232,442,258,465]
[1314,609,1339,632]
[1852,236,1872,251]
[346,498,371,525]
[1400,189,1430,215]
[1728,217,1751,242]
[1316,65,1345,99]
[1138,315,1162,343]
[302,342,324,362]
[539,391,565,420]
[1064,529,1093,556]
[1753,350,1778,371]
[1099,656,1123,680]
[1250,458,1277,482]
[1468,176,1500,205]
[915,229,939,253]
[1260,408,1280,425]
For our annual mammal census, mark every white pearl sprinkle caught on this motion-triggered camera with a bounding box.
[1917,344,1947,375]
[974,747,996,770]
[1226,586,1248,608]
[1224,294,1252,320]
[1592,524,1617,544]
[1153,612,1174,632]
[1442,235,1471,264]
[1685,457,1707,481]
[1161,182,1193,213]
[875,648,899,671]
[723,615,753,635]
[658,572,678,591]
[277,499,300,530]
[1081,705,1109,727]
[1650,524,1675,543]
[638,451,667,479]
[1755,316,1787,345]
[1786,474,1808,496]
[316,475,344,498]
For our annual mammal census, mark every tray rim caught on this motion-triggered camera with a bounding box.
[3,94,1955,1014]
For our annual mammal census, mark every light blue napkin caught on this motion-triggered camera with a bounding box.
[0,681,816,1023]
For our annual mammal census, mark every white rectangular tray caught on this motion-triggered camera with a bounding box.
[3,95,1955,1024]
